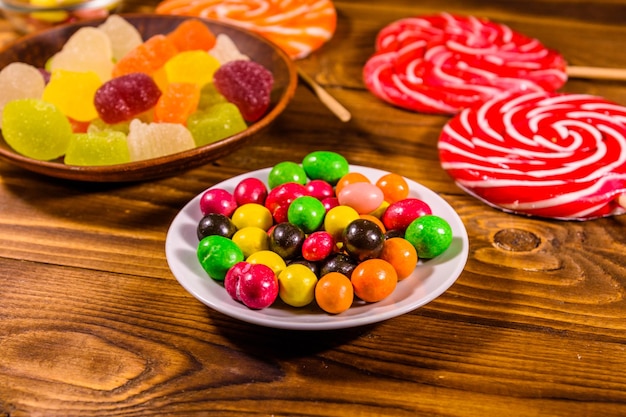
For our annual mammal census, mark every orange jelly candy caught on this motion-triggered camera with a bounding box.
[113,35,179,78]
[154,83,201,125]
[166,18,216,51]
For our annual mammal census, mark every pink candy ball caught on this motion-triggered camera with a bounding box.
[382,198,432,231]
[337,182,384,214]
[200,188,238,217]
[224,262,278,309]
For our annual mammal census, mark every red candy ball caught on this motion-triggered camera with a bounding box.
[234,177,268,206]
[306,179,334,200]
[265,182,308,223]
[301,231,336,262]
[382,198,432,231]
[200,188,238,217]
[224,261,278,309]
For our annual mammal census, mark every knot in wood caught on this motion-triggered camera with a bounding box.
[493,228,540,252]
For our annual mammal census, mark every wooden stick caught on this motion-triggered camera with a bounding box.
[567,66,626,81]
[297,67,352,122]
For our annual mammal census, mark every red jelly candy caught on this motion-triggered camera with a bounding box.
[213,60,274,122]
[94,73,162,124]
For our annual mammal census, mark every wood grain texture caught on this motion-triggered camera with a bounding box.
[2,0,626,416]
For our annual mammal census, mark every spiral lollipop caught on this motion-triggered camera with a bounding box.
[363,13,567,114]
[156,0,337,60]
[438,91,626,220]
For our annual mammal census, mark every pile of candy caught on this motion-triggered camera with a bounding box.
[195,151,453,314]
[0,15,274,165]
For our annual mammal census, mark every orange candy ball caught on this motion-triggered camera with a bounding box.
[350,259,397,303]
[376,173,410,203]
[315,272,354,314]
[335,172,370,195]
[379,237,418,280]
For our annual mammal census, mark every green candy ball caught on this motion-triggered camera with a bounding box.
[302,151,349,185]
[197,235,244,281]
[268,161,307,188]
[287,195,326,234]
[404,215,453,259]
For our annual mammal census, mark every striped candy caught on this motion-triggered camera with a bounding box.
[156,0,337,59]
[438,92,626,220]
[363,13,567,114]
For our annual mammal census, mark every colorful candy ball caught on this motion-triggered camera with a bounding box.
[224,261,278,309]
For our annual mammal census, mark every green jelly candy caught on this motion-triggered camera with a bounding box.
[404,215,453,259]
[65,130,130,166]
[197,235,244,281]
[2,98,72,161]
[268,161,307,188]
[302,151,349,185]
[187,102,247,147]
[197,83,227,110]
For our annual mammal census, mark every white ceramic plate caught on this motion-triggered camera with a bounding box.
[165,165,469,330]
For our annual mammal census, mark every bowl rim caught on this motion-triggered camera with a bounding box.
[0,13,299,182]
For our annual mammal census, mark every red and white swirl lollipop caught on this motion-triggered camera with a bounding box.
[363,13,567,114]
[438,91,626,220]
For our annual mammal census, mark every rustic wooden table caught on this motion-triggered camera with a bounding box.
[1,0,626,416]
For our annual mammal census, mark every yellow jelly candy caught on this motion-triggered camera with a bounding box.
[43,70,101,122]
[164,50,220,87]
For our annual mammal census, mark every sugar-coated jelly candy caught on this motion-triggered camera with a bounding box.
[30,0,68,22]
[404,215,452,259]
[154,83,200,124]
[197,83,227,110]
[213,60,274,122]
[209,34,250,64]
[64,130,130,166]
[43,70,101,122]
[98,15,143,62]
[0,63,45,128]
[164,50,220,87]
[265,182,308,223]
[197,235,244,281]
[187,102,247,147]
[277,263,318,307]
[302,151,350,185]
[127,119,195,161]
[94,73,162,124]
[224,262,278,310]
[2,98,73,161]
[167,19,216,52]
[49,27,114,83]
[112,35,178,78]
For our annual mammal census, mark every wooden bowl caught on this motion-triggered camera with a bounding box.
[0,13,298,182]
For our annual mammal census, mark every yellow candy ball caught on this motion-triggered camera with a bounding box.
[246,250,287,276]
[323,205,360,242]
[277,264,318,307]
[231,203,274,231]
[231,227,268,258]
